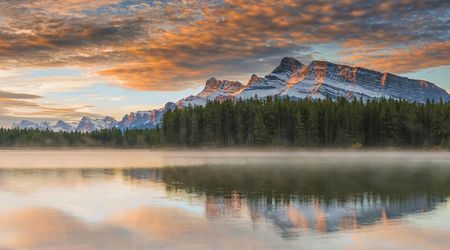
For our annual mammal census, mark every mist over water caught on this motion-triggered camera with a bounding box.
[0,150,449,168]
[0,151,449,249]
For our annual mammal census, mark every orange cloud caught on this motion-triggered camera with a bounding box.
[0,0,448,90]
[343,41,450,74]
[0,89,99,120]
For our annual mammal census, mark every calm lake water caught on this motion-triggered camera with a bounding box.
[0,150,449,249]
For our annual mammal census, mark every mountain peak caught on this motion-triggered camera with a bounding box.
[247,74,262,86]
[198,78,243,98]
[205,77,220,88]
[272,57,303,74]
[103,116,117,122]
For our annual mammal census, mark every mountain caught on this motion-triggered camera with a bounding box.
[281,60,449,102]
[179,78,244,107]
[13,117,115,132]
[10,57,450,132]
[237,58,449,102]
[52,120,77,132]
[13,120,76,132]
[180,57,449,109]
[12,120,51,131]
[236,57,303,99]
[117,102,176,130]
[76,116,118,133]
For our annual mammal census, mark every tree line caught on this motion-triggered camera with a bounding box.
[1,97,449,148]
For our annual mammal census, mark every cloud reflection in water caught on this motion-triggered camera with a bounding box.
[0,162,449,249]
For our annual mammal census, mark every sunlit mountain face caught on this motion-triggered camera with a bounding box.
[0,0,449,127]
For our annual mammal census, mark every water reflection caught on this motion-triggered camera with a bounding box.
[0,162,449,249]
[124,164,450,236]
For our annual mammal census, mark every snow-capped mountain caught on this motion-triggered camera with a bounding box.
[236,58,449,102]
[13,120,76,132]
[13,120,51,131]
[76,116,118,133]
[236,57,303,99]
[10,57,450,132]
[13,117,115,132]
[177,57,449,108]
[52,120,77,132]
[280,60,449,102]
[179,78,244,107]
[117,102,176,130]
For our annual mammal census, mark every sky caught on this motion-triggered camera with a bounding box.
[0,0,449,127]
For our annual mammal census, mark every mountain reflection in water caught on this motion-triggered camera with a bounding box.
[123,164,449,236]
[0,161,449,249]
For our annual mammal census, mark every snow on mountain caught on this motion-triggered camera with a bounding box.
[13,117,117,133]
[117,102,176,131]
[236,57,303,99]
[247,74,263,87]
[76,116,118,133]
[178,78,244,107]
[52,120,77,132]
[10,57,450,132]
[13,120,50,131]
[236,58,449,103]
[13,120,76,132]
[281,60,450,102]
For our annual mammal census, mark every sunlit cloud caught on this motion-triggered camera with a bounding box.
[0,0,448,123]
[0,67,108,95]
[0,0,447,91]
[340,41,450,74]
[0,89,100,121]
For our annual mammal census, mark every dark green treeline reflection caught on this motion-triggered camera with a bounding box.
[1,162,449,236]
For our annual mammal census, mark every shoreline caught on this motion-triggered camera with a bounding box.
[0,149,449,169]
[0,146,449,151]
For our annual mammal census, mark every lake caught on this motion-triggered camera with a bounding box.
[0,150,449,249]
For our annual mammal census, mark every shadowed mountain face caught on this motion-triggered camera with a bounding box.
[13,58,450,132]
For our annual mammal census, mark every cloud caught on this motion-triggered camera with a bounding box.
[0,90,42,114]
[0,90,41,99]
[0,89,100,122]
[0,0,448,90]
[0,204,449,249]
[0,206,265,249]
[0,69,106,95]
[341,41,450,74]
[0,207,137,249]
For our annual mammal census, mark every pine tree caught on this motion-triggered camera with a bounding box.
[254,110,269,145]
[294,110,306,146]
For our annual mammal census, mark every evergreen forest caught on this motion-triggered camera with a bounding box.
[1,97,449,149]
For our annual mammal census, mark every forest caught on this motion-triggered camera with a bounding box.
[1,97,449,148]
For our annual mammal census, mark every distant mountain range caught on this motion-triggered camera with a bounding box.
[13,57,450,132]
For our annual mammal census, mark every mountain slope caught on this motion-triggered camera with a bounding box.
[282,60,449,102]
[76,116,118,133]
[180,57,449,108]
[117,102,176,130]
[179,78,244,107]
[236,57,303,99]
